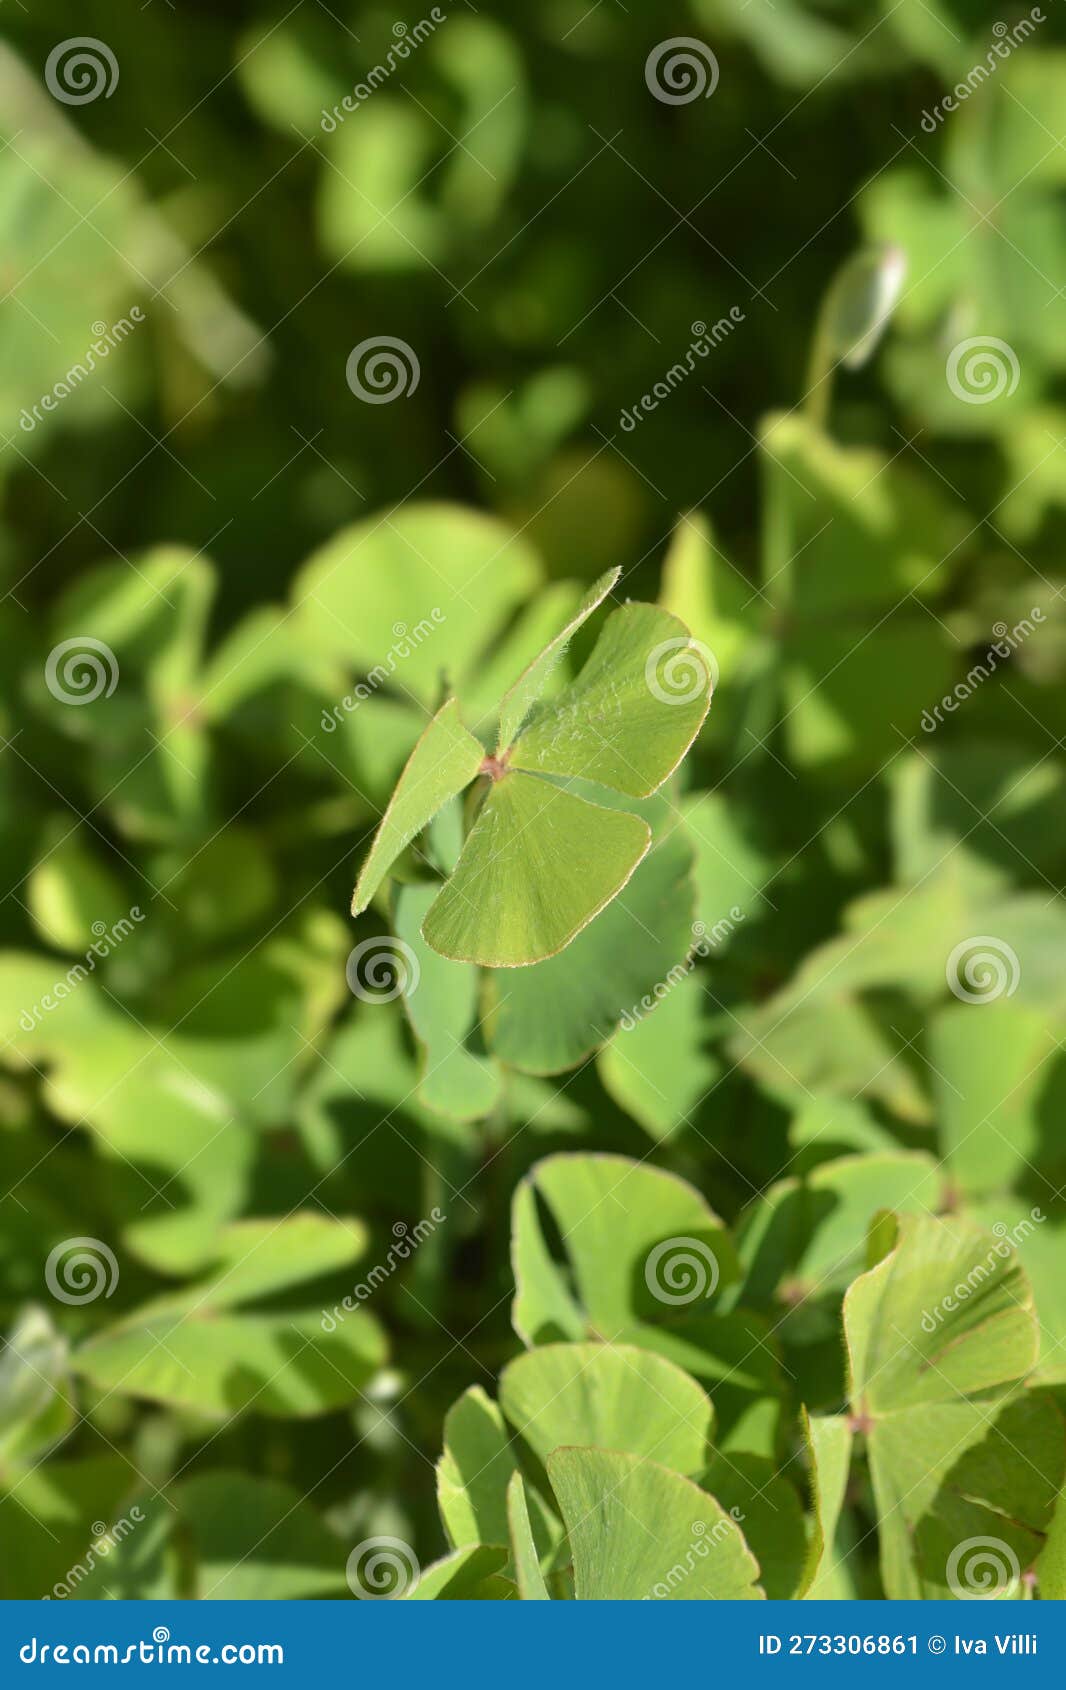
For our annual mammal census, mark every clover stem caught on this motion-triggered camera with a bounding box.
[479,752,511,781]
[804,312,834,431]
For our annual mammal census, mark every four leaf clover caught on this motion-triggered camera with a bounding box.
[351,568,711,967]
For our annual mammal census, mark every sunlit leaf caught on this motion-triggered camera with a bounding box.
[484,797,696,1071]
[506,1473,549,1600]
[548,1448,763,1600]
[510,603,710,797]
[404,1545,512,1600]
[436,1386,517,1551]
[351,699,484,918]
[181,1474,349,1600]
[844,1212,1063,1598]
[797,1410,853,1599]
[393,882,502,1120]
[73,1215,386,1418]
[497,566,618,751]
[498,1342,715,1478]
[599,969,720,1143]
[422,773,650,967]
[292,504,541,712]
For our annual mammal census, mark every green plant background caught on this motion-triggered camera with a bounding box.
[2,0,1066,1600]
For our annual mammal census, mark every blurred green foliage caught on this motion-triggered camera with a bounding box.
[2,0,1066,1601]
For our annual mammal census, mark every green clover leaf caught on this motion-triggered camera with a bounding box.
[351,580,711,967]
